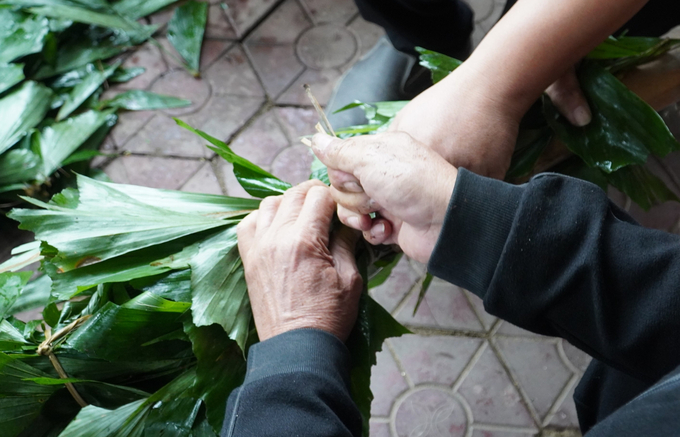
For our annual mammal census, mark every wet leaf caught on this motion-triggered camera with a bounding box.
[544,62,680,173]
[167,0,208,74]
[0,63,25,94]
[57,62,118,120]
[100,89,191,111]
[0,10,49,64]
[0,81,53,155]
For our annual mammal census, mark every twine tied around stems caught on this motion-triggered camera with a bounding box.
[37,315,91,408]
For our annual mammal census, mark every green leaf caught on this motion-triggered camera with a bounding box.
[412,273,433,315]
[309,155,330,184]
[184,322,246,432]
[0,352,60,437]
[188,226,251,351]
[26,4,144,32]
[0,319,30,350]
[109,66,145,83]
[0,271,32,318]
[167,0,208,74]
[0,148,41,185]
[550,156,609,192]
[544,62,680,173]
[60,149,107,166]
[367,253,401,288]
[0,63,25,94]
[176,119,292,198]
[587,36,663,59]
[8,274,51,314]
[58,398,147,437]
[100,90,191,111]
[606,165,679,211]
[506,127,553,179]
[57,62,118,121]
[112,0,180,19]
[9,175,237,271]
[0,81,53,154]
[65,294,190,361]
[42,301,60,327]
[0,10,49,63]
[36,110,113,178]
[346,294,409,436]
[416,47,462,83]
[131,269,192,302]
[334,101,408,135]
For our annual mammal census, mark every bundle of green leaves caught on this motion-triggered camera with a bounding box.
[0,0,211,204]
[1,33,680,437]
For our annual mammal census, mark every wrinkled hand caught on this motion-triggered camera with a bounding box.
[545,65,592,127]
[312,132,458,264]
[237,180,362,342]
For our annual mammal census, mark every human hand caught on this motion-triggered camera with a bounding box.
[311,132,458,264]
[237,180,362,342]
[545,65,592,127]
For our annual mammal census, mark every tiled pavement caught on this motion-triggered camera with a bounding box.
[4,0,680,436]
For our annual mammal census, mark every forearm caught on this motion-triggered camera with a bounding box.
[450,0,649,117]
[221,329,361,437]
[428,169,680,383]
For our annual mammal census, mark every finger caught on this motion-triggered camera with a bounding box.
[237,211,258,258]
[330,186,379,216]
[296,186,336,247]
[256,196,282,234]
[328,168,364,193]
[545,67,592,127]
[312,133,373,175]
[329,226,362,287]
[274,179,325,225]
[362,218,392,246]
[337,205,372,231]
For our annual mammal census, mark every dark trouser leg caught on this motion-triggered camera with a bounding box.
[353,0,474,59]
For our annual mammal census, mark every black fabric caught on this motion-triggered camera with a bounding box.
[428,169,680,433]
[221,328,361,437]
[354,0,680,59]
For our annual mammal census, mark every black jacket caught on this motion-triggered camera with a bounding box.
[221,169,680,436]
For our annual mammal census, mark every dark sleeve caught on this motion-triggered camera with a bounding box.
[428,168,680,384]
[220,328,362,437]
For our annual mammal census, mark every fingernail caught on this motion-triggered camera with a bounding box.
[342,181,363,193]
[370,222,385,239]
[312,133,333,152]
[573,106,592,127]
[347,216,360,229]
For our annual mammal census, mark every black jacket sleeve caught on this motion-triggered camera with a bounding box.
[428,168,680,385]
[220,328,361,437]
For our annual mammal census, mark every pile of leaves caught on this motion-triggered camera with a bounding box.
[0,0,212,206]
[1,33,680,437]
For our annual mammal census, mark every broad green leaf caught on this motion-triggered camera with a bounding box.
[36,110,113,178]
[9,175,237,271]
[0,319,30,350]
[99,90,191,111]
[0,81,53,154]
[506,127,553,179]
[33,27,155,79]
[0,244,43,274]
[184,322,246,432]
[0,352,59,437]
[109,66,145,83]
[0,271,32,317]
[57,62,118,120]
[544,62,680,173]
[416,46,462,83]
[0,10,49,63]
[66,296,190,361]
[0,63,25,94]
[334,101,408,135]
[367,253,402,288]
[60,149,107,166]
[606,165,679,211]
[8,274,51,314]
[112,0,180,19]
[167,0,208,74]
[58,398,147,437]
[189,226,251,351]
[346,293,409,436]
[26,4,143,32]
[587,36,663,59]
[0,148,41,185]
[131,269,192,302]
[176,119,292,198]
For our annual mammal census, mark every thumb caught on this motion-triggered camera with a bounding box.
[545,66,592,127]
[312,133,365,175]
